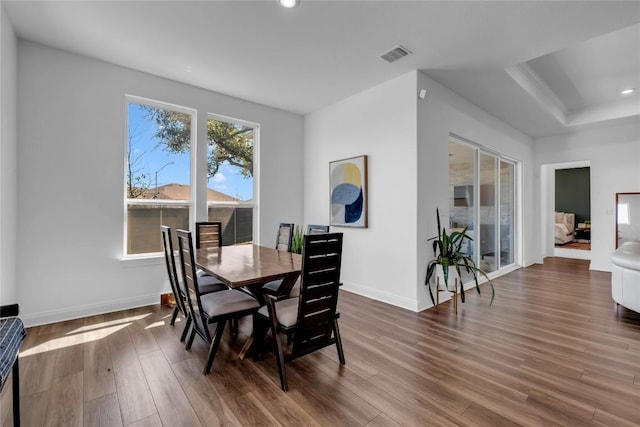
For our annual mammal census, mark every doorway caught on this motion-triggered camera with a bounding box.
[541,161,591,261]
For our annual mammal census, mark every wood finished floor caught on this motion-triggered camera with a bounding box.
[2,257,639,426]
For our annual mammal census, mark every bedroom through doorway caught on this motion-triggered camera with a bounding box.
[554,165,591,259]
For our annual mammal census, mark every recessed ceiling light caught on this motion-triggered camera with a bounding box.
[280,0,298,8]
[621,88,636,95]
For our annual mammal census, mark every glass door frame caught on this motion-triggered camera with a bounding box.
[449,134,520,278]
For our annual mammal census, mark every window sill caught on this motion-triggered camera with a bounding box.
[118,253,164,268]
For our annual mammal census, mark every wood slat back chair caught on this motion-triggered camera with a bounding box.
[195,221,223,249]
[306,224,329,235]
[275,223,294,252]
[256,232,345,391]
[161,226,227,342]
[260,223,296,297]
[176,229,261,374]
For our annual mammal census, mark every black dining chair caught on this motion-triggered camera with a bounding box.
[176,229,261,374]
[195,221,223,249]
[259,223,298,298]
[306,224,329,235]
[275,223,294,252]
[161,226,228,342]
[255,232,345,391]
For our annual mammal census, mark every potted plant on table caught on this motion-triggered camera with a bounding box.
[425,208,495,306]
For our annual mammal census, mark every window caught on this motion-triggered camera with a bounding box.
[206,115,256,245]
[124,98,258,256]
[125,97,194,256]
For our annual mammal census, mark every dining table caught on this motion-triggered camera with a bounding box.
[194,244,302,358]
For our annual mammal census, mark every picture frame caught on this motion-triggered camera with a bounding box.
[329,155,368,228]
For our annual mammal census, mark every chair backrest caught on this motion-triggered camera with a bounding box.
[276,223,294,252]
[176,229,211,342]
[293,232,343,356]
[196,221,223,249]
[306,224,329,235]
[161,225,187,317]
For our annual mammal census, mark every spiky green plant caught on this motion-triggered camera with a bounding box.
[425,208,494,306]
[290,225,303,254]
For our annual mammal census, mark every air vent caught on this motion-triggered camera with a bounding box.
[379,45,412,63]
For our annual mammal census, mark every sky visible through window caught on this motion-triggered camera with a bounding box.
[128,104,253,201]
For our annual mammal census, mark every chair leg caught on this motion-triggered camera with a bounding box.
[266,302,288,391]
[251,314,270,360]
[170,306,179,326]
[333,318,345,365]
[185,324,196,350]
[230,318,238,339]
[203,320,226,374]
[179,315,192,342]
[13,357,20,427]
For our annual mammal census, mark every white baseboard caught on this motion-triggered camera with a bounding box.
[341,281,419,312]
[20,294,161,328]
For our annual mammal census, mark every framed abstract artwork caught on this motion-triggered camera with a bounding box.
[329,155,368,228]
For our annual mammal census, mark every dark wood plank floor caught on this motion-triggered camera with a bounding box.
[2,257,639,426]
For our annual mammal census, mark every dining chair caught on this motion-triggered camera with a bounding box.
[195,221,223,249]
[260,223,296,297]
[306,224,329,235]
[161,226,228,342]
[275,223,294,252]
[176,229,261,374]
[255,232,345,391]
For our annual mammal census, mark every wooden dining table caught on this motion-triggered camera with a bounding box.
[195,244,302,289]
[194,244,302,359]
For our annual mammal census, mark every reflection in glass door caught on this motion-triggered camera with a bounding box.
[449,138,517,282]
[449,142,477,283]
[479,153,498,273]
[500,161,515,267]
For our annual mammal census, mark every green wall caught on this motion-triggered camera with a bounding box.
[555,167,591,224]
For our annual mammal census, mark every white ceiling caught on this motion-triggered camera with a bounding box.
[4,1,640,138]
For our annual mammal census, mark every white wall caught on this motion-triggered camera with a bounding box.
[304,70,536,312]
[304,72,419,310]
[534,122,640,271]
[0,5,18,306]
[17,41,304,326]
[417,71,535,310]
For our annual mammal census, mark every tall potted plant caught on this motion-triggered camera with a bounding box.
[425,209,495,306]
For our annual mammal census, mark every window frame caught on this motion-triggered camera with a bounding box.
[205,113,259,245]
[123,95,197,258]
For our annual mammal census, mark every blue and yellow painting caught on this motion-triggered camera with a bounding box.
[330,155,367,227]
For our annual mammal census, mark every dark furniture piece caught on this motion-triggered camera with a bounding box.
[194,243,302,359]
[161,226,227,342]
[275,223,294,252]
[195,221,223,249]
[0,304,26,427]
[575,227,591,243]
[176,229,261,374]
[255,233,345,391]
[260,223,297,296]
[306,224,329,235]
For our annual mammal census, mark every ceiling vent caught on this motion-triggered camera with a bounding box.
[379,45,412,63]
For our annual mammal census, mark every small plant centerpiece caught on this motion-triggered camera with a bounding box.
[290,225,303,254]
[425,208,494,306]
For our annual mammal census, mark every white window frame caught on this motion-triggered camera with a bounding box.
[205,113,259,244]
[123,95,197,258]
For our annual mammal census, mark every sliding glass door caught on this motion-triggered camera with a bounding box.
[449,138,517,279]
